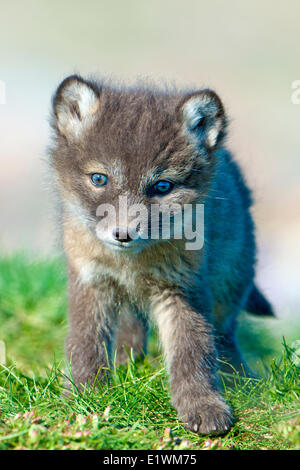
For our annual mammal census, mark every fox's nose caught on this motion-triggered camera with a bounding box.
[112,228,132,243]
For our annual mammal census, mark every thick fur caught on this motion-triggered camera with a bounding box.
[48,74,273,435]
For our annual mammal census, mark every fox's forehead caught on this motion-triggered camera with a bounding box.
[74,88,187,183]
[89,88,181,162]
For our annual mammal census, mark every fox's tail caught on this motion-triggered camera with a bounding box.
[245,284,275,317]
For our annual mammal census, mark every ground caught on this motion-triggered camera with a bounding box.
[0,253,299,450]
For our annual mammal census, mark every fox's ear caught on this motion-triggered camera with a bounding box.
[52,75,100,140]
[180,90,227,149]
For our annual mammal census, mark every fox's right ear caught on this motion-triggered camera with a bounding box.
[52,75,100,140]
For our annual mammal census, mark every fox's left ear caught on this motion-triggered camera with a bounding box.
[180,90,227,149]
[52,75,100,140]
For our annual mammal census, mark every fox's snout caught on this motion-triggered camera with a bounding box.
[112,227,133,243]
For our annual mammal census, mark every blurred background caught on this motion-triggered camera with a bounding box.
[0,0,299,358]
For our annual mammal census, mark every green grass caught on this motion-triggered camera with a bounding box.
[0,253,299,450]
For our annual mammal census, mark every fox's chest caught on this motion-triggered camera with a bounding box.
[78,257,170,289]
[78,259,142,290]
[76,252,199,302]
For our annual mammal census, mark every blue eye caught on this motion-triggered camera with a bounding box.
[152,180,173,195]
[90,173,108,187]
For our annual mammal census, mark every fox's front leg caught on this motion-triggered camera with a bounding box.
[152,292,233,435]
[65,268,117,390]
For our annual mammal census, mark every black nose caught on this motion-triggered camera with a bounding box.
[112,228,132,243]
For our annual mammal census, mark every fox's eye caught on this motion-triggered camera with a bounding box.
[152,180,173,195]
[90,173,108,187]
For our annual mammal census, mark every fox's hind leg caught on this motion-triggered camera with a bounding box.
[216,322,249,377]
[214,303,252,378]
[115,307,149,364]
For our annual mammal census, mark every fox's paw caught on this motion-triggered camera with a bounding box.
[177,394,233,435]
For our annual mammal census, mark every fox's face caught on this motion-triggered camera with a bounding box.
[50,75,226,254]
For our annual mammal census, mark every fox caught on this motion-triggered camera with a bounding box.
[48,74,274,435]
